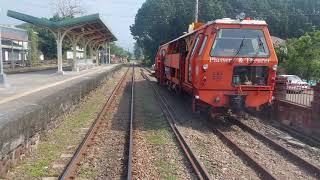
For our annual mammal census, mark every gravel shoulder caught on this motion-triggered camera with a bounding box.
[132,67,195,179]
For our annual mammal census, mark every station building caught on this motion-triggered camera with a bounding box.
[0,25,29,68]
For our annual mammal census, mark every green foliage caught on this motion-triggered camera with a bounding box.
[131,0,320,63]
[26,29,40,65]
[110,42,131,60]
[37,28,57,59]
[143,58,153,66]
[274,44,288,65]
[131,0,199,61]
[279,31,320,81]
[133,42,143,60]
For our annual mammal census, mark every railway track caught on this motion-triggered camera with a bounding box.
[127,65,135,180]
[59,65,135,180]
[247,110,320,148]
[142,67,320,179]
[276,124,320,148]
[141,68,211,180]
[215,117,320,179]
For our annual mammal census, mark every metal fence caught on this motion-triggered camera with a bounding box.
[275,77,314,107]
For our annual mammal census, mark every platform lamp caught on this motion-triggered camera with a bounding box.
[0,8,7,87]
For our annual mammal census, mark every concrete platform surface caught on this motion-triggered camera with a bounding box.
[0,64,122,161]
[0,65,116,105]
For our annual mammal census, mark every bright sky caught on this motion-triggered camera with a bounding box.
[0,0,145,51]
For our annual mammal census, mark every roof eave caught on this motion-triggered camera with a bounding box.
[7,10,117,42]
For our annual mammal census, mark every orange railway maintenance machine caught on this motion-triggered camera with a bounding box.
[155,17,278,117]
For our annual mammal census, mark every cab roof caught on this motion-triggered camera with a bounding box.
[161,18,267,47]
[211,18,267,25]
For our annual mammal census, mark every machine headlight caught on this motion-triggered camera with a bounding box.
[203,64,208,71]
[272,64,278,71]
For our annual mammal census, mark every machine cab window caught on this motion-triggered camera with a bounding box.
[211,29,270,57]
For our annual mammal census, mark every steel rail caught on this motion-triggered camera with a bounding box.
[231,117,320,178]
[59,67,131,180]
[277,125,320,148]
[246,109,320,148]
[213,129,276,180]
[127,64,135,180]
[141,69,211,180]
[144,67,152,74]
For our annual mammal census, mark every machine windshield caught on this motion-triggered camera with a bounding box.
[211,29,270,57]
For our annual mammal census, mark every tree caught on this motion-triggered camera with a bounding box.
[27,29,40,65]
[133,42,143,60]
[131,0,211,61]
[52,0,85,18]
[274,44,288,65]
[109,42,131,60]
[131,0,320,63]
[281,31,320,81]
[38,28,58,59]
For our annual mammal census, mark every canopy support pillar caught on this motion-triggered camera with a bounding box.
[82,40,90,69]
[72,42,77,71]
[0,27,8,87]
[105,42,110,64]
[93,42,103,66]
[108,42,111,64]
[89,45,94,60]
[83,39,94,59]
[49,28,72,75]
[68,34,86,71]
[56,31,64,75]
[96,50,99,66]
[93,47,99,66]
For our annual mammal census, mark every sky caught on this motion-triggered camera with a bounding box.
[0,0,145,51]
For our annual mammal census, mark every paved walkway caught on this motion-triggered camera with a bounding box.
[0,65,118,105]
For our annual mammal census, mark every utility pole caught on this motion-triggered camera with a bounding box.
[0,8,7,87]
[195,0,199,23]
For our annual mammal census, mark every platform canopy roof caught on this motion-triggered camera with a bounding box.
[7,10,117,42]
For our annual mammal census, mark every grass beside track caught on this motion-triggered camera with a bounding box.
[138,91,179,179]
[25,101,100,177]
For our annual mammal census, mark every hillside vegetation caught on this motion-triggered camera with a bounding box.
[131,0,320,80]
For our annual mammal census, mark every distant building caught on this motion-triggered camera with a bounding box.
[0,25,29,68]
[111,54,127,64]
[271,36,286,46]
[66,46,85,60]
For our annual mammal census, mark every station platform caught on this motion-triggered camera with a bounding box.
[0,65,116,104]
[0,64,123,163]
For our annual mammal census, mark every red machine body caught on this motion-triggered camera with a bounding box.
[155,18,278,114]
